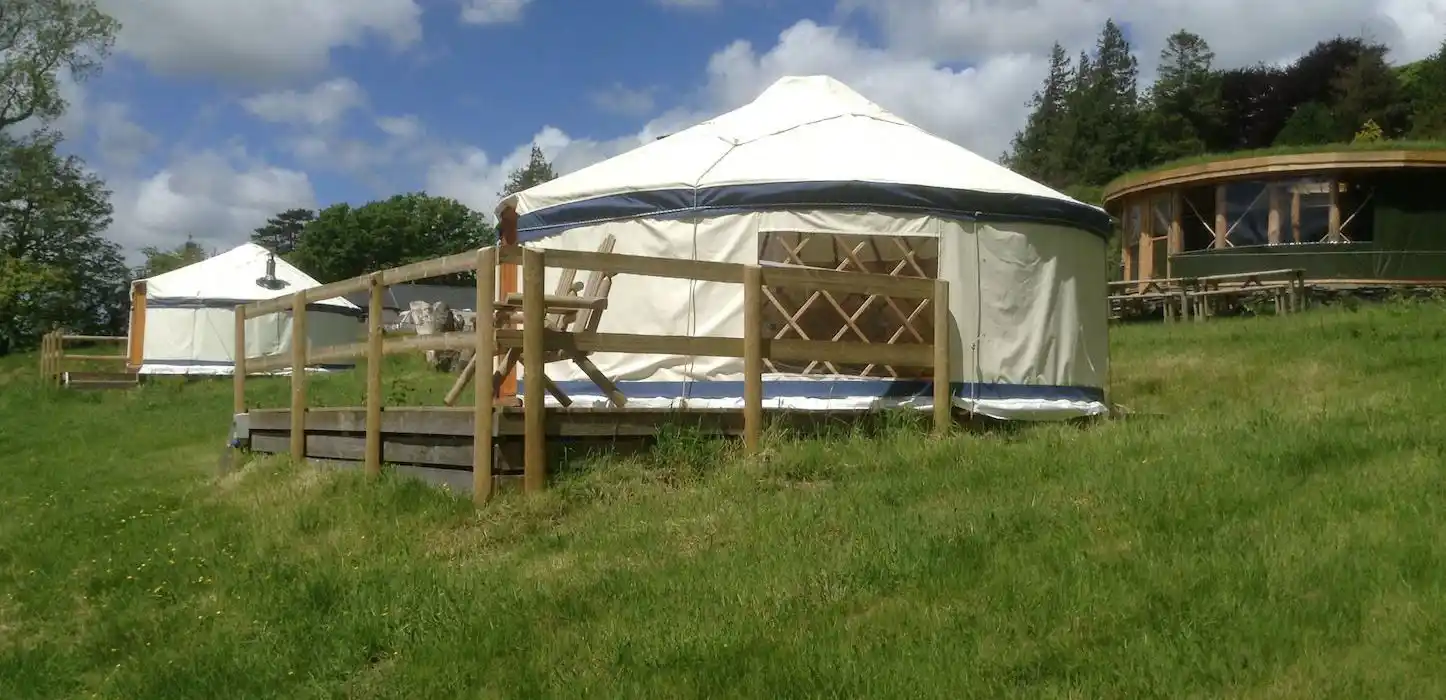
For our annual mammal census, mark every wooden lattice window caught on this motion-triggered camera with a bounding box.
[758,231,938,378]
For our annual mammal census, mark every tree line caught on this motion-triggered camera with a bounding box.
[1004,21,1446,200]
[0,0,560,355]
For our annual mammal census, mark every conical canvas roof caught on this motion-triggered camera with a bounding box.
[499,75,1111,238]
[139,242,358,308]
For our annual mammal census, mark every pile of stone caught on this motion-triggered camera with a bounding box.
[397,300,478,372]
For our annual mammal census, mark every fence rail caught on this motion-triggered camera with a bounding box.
[39,331,129,386]
[233,244,952,503]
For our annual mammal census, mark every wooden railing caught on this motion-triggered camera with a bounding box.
[233,244,952,503]
[38,331,129,385]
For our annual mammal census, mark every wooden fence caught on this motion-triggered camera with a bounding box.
[38,331,130,386]
[234,244,952,503]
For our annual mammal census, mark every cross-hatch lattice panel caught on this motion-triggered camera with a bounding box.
[758,232,938,378]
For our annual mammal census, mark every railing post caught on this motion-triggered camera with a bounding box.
[473,247,497,503]
[365,273,384,479]
[290,292,308,463]
[932,279,951,435]
[743,265,763,455]
[233,306,246,415]
[54,331,64,387]
[39,331,48,385]
[522,247,546,493]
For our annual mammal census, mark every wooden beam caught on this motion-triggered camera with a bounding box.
[365,273,384,479]
[1167,190,1182,278]
[233,306,246,415]
[1328,177,1342,242]
[1291,188,1302,243]
[1267,183,1282,244]
[521,246,546,493]
[499,211,519,402]
[932,279,951,434]
[1214,185,1228,249]
[128,282,146,370]
[743,265,763,455]
[473,247,497,503]
[289,291,307,463]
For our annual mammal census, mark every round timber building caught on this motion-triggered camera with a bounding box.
[1102,148,1446,285]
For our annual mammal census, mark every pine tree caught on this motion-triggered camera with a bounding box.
[250,208,315,256]
[1004,43,1075,185]
[498,145,558,198]
[1144,30,1221,162]
[1063,19,1142,185]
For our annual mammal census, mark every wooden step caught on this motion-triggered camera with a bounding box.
[64,372,140,390]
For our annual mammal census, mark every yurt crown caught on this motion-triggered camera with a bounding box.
[254,250,290,290]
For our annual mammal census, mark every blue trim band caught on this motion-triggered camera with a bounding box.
[517,378,1104,404]
[148,297,364,318]
[514,181,1114,241]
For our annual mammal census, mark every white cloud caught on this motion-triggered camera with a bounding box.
[93,103,159,172]
[460,0,533,24]
[97,0,422,83]
[840,0,1446,77]
[590,84,657,116]
[108,151,317,258]
[241,78,367,126]
[376,115,423,140]
[425,127,643,214]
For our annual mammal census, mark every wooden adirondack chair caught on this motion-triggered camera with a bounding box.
[442,235,625,408]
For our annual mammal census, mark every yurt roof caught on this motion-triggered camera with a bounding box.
[138,242,358,309]
[498,75,1112,239]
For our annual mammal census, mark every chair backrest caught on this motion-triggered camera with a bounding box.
[570,234,616,333]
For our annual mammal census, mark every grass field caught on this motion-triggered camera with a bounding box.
[4,300,1446,698]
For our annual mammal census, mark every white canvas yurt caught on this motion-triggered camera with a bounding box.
[496,75,1114,420]
[127,242,364,375]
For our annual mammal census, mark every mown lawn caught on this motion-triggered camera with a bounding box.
[3,300,1446,698]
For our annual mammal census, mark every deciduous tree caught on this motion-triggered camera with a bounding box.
[0,133,128,353]
[0,0,118,131]
[292,192,495,284]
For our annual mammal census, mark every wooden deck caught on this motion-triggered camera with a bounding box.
[235,405,930,495]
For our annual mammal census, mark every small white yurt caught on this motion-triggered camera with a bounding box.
[496,75,1114,420]
[127,242,364,375]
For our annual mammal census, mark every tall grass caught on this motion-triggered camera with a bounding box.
[3,300,1446,698]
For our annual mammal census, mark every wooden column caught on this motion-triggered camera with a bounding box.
[1139,201,1155,283]
[1267,184,1282,244]
[742,265,763,455]
[365,273,384,479]
[1327,178,1342,242]
[39,331,49,384]
[289,292,307,463]
[1167,191,1183,278]
[1291,189,1302,243]
[932,278,951,435]
[128,282,146,370]
[233,306,246,415]
[521,247,546,493]
[473,247,497,503]
[498,209,520,400]
[1214,185,1228,248]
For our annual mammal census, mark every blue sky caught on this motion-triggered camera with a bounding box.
[39,0,1440,260]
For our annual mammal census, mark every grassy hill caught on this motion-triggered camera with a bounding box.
[5,300,1446,698]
